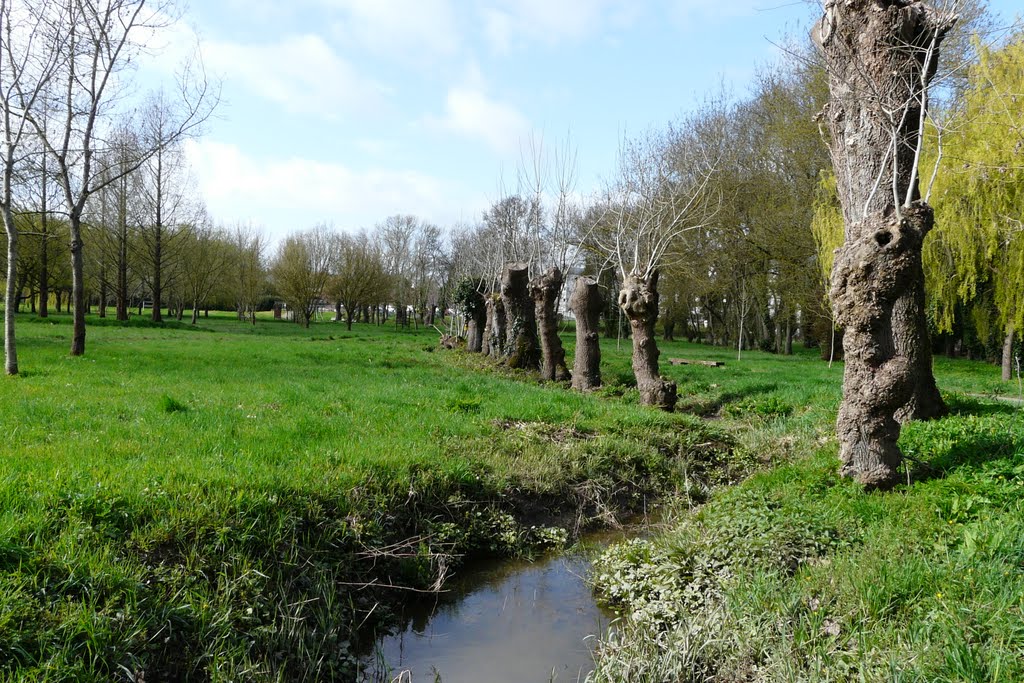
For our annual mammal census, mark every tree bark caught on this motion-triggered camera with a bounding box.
[1002,325,1015,382]
[486,295,506,359]
[466,303,486,353]
[501,263,540,370]
[531,266,570,381]
[66,211,87,356]
[619,270,676,410]
[4,207,19,375]
[571,276,602,391]
[815,0,954,486]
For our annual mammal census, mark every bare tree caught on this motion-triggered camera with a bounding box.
[180,216,229,324]
[600,128,719,409]
[814,0,957,486]
[328,230,385,331]
[0,0,64,374]
[231,223,265,325]
[135,89,199,322]
[32,0,214,356]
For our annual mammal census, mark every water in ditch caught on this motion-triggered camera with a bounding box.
[356,530,633,683]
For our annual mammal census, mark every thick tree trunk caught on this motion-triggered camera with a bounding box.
[466,304,486,353]
[815,0,954,487]
[1002,325,1015,382]
[531,267,570,381]
[571,276,602,392]
[191,303,199,325]
[486,295,506,359]
[501,263,540,370]
[619,271,676,410]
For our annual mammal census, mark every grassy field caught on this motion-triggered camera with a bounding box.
[0,312,735,681]
[1,312,1020,681]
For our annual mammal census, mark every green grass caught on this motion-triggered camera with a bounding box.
[589,344,1024,682]
[3,313,1022,681]
[0,312,743,681]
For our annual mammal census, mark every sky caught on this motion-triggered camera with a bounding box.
[142,0,1022,243]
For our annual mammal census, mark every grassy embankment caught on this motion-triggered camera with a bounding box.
[590,347,1024,681]
[0,312,736,681]
[2,312,1021,681]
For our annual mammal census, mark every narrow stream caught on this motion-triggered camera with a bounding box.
[357,532,629,683]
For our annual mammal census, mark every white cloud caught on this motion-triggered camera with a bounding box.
[321,0,461,62]
[480,0,638,50]
[202,34,387,118]
[184,139,462,240]
[428,87,530,156]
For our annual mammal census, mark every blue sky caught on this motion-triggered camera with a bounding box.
[152,1,1021,242]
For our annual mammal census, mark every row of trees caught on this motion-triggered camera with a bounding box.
[2,0,1018,490]
[0,0,214,374]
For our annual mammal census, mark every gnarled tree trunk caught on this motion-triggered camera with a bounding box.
[501,263,540,370]
[619,270,676,410]
[531,267,570,381]
[571,276,602,392]
[486,295,506,359]
[466,303,486,354]
[815,0,954,487]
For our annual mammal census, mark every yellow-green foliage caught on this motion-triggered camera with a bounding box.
[810,171,843,311]
[927,34,1024,335]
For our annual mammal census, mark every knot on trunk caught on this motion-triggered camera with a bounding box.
[831,206,931,334]
[618,275,655,318]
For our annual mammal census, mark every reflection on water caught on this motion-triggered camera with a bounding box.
[358,549,615,683]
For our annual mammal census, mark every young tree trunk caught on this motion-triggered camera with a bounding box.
[99,272,107,319]
[531,266,570,381]
[785,316,794,356]
[4,208,19,375]
[1002,325,1015,382]
[815,0,954,486]
[619,270,676,410]
[191,302,199,325]
[571,276,602,391]
[69,218,86,356]
[501,263,540,370]
[38,233,49,319]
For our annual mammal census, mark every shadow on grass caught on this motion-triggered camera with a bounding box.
[677,382,779,417]
[944,392,1020,418]
[905,400,1023,482]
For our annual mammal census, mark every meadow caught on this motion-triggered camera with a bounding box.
[0,312,1020,681]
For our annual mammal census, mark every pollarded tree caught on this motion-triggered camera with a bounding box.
[813,0,956,487]
[272,225,333,328]
[600,125,719,410]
